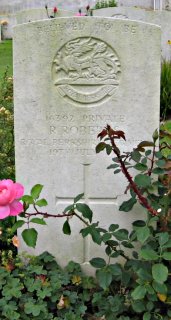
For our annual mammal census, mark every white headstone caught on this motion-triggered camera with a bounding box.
[0,14,16,39]
[0,0,95,14]
[14,17,161,266]
[94,7,171,60]
[117,0,154,9]
[165,0,171,10]
[16,8,75,24]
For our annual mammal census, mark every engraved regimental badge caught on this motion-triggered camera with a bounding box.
[52,37,121,106]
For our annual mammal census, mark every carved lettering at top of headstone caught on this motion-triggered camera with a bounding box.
[52,37,121,106]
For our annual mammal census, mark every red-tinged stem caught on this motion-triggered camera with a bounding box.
[25,211,74,218]
[107,126,158,216]
[25,209,90,226]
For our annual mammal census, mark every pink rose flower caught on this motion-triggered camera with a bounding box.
[0,179,24,219]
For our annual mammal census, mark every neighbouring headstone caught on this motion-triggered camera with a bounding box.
[0,14,16,39]
[94,7,171,60]
[0,0,95,14]
[117,0,154,9]
[16,8,75,25]
[14,17,161,267]
[165,0,171,10]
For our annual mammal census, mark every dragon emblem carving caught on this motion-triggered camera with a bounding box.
[52,37,121,105]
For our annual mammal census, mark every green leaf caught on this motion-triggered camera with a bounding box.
[137,268,152,281]
[156,159,166,168]
[119,198,137,212]
[90,257,106,268]
[109,264,122,276]
[96,142,106,153]
[131,285,147,300]
[31,184,43,200]
[145,150,152,156]
[121,241,134,248]
[140,249,158,260]
[113,229,129,241]
[152,281,167,294]
[91,228,101,245]
[152,264,168,283]
[136,226,150,244]
[63,204,74,213]
[162,252,171,260]
[35,199,48,207]
[107,164,119,169]
[143,312,151,320]
[74,193,84,203]
[158,232,169,246]
[22,195,34,204]
[96,268,112,289]
[134,174,151,188]
[137,141,154,148]
[81,224,101,245]
[155,151,163,159]
[11,220,25,233]
[132,300,146,313]
[114,169,121,174]
[141,157,147,165]
[146,301,154,311]
[30,218,46,225]
[131,150,141,162]
[63,220,71,235]
[102,232,111,242]
[76,203,92,222]
[109,224,119,231]
[134,163,148,171]
[22,228,38,248]
[152,168,165,174]
[133,220,146,227]
[106,144,112,155]
[162,240,171,249]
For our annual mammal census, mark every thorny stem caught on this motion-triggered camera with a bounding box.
[73,211,90,227]
[25,209,89,226]
[106,125,158,216]
[109,244,129,261]
[25,208,129,259]
[25,211,74,219]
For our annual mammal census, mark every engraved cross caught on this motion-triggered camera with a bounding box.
[55,163,117,206]
[55,163,118,262]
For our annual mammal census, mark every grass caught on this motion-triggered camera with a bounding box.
[0,40,13,81]
[160,60,171,120]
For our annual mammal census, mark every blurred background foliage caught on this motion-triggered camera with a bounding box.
[160,60,171,120]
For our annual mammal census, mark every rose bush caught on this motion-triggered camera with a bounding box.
[0,179,24,219]
[0,124,171,319]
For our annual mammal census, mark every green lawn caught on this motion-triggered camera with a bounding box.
[0,40,13,80]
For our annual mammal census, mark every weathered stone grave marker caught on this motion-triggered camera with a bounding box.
[94,7,171,60]
[16,8,75,25]
[14,17,161,266]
